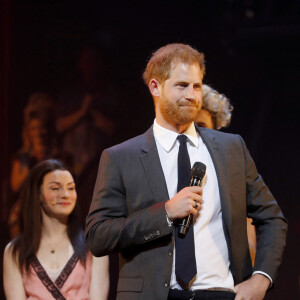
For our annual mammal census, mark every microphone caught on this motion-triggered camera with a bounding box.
[178,162,206,236]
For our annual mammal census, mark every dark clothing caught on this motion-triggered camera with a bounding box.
[86,125,287,300]
[168,289,236,300]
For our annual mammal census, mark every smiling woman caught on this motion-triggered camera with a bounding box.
[40,169,77,218]
[3,159,109,300]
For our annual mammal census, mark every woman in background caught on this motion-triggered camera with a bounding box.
[4,159,109,299]
[196,84,233,130]
[10,93,58,194]
[9,93,61,237]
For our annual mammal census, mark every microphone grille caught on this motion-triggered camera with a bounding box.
[191,162,206,180]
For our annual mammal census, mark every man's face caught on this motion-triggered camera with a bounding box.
[156,62,203,128]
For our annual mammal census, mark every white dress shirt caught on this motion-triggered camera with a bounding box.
[153,120,235,291]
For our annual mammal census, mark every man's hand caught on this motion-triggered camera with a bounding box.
[165,186,202,220]
[234,274,270,300]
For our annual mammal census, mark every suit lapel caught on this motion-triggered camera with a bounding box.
[140,127,170,203]
[198,127,232,243]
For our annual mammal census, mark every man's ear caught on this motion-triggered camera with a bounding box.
[149,79,161,97]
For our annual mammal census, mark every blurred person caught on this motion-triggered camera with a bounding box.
[9,93,65,237]
[4,159,109,300]
[195,84,232,130]
[23,93,56,124]
[86,43,287,300]
[196,84,256,265]
[9,116,58,237]
[57,45,120,225]
[10,93,59,194]
[56,45,117,177]
[9,93,76,236]
[10,112,56,194]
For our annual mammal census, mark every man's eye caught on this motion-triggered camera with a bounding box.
[177,83,187,88]
[51,188,59,190]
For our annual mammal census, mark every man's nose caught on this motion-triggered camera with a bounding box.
[185,85,195,100]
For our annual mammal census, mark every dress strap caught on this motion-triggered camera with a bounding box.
[55,253,79,289]
[30,255,66,300]
[31,253,79,300]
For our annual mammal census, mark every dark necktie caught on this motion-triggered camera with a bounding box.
[175,135,197,288]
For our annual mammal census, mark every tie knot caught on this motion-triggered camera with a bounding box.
[177,135,188,145]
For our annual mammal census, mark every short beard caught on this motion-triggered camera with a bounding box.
[158,96,200,126]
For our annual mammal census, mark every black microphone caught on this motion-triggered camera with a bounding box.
[178,161,206,236]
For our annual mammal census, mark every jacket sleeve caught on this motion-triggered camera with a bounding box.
[239,135,288,281]
[85,148,173,257]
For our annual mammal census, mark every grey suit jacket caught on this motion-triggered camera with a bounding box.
[86,125,287,300]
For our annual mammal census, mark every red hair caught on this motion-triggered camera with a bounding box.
[143,43,205,85]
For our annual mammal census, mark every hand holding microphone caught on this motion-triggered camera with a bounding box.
[165,162,206,236]
[178,162,206,236]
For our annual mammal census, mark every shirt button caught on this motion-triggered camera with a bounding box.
[164,281,169,287]
[168,249,173,256]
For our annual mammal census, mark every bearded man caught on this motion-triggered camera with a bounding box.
[86,43,287,300]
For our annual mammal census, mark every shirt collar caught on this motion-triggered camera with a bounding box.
[153,119,199,152]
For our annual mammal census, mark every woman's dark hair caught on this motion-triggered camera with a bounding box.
[11,159,87,273]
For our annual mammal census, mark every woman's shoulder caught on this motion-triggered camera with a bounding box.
[4,241,14,255]
[3,241,27,300]
[4,241,18,267]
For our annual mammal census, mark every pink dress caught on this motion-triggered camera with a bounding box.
[22,252,92,300]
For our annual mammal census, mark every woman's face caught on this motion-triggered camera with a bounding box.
[27,118,47,143]
[195,109,214,129]
[40,170,77,219]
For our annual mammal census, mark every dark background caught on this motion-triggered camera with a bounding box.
[1,0,299,299]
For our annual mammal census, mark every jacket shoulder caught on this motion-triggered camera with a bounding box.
[104,127,153,157]
[197,126,242,142]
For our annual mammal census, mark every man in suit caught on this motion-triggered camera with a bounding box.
[85,43,287,300]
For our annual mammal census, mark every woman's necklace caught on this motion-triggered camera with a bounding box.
[43,236,65,254]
